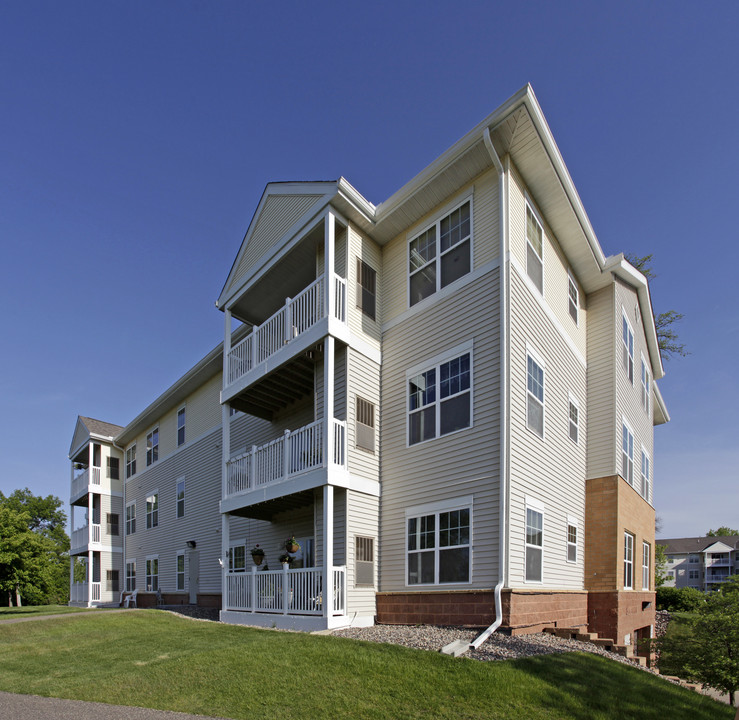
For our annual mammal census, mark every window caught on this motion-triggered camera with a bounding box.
[568,271,579,323]
[526,505,544,582]
[624,532,634,589]
[125,502,136,535]
[689,569,700,580]
[355,536,375,586]
[125,444,136,478]
[125,561,136,592]
[526,353,545,438]
[229,545,246,572]
[177,407,186,446]
[622,422,634,486]
[689,555,700,564]
[409,200,471,306]
[642,542,650,590]
[355,396,376,453]
[408,349,471,445]
[106,569,119,593]
[146,556,159,592]
[146,492,159,529]
[176,478,185,519]
[526,204,543,293]
[567,521,578,563]
[641,358,651,415]
[357,259,377,321]
[106,513,119,536]
[146,428,159,466]
[407,499,471,585]
[568,395,579,444]
[176,552,185,591]
[622,312,634,383]
[107,456,120,480]
[640,449,650,501]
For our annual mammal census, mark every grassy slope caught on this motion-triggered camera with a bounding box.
[0,604,111,617]
[0,611,731,720]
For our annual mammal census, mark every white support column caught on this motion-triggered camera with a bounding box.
[221,513,229,615]
[324,335,335,467]
[223,308,232,384]
[222,402,231,500]
[69,504,75,603]
[324,211,335,318]
[87,549,93,607]
[322,484,334,618]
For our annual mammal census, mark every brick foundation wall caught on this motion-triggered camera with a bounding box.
[588,590,655,646]
[502,590,588,635]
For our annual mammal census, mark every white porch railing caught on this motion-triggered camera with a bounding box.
[70,582,101,603]
[225,566,346,615]
[71,523,101,550]
[226,274,347,388]
[71,467,101,498]
[226,419,347,498]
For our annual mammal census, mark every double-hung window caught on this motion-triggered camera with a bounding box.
[176,478,185,519]
[125,444,136,478]
[641,449,650,501]
[107,457,120,480]
[229,545,246,572]
[624,532,634,589]
[125,502,136,535]
[106,513,119,536]
[176,552,185,591]
[622,312,634,383]
[146,492,159,529]
[177,407,186,446]
[408,346,472,445]
[407,498,471,585]
[526,351,545,438]
[146,428,159,466]
[357,259,377,321]
[409,200,471,306]
[125,560,136,591]
[146,556,159,592]
[526,502,544,582]
[568,270,579,323]
[642,542,651,590]
[526,204,543,293]
[622,422,634,486]
[567,520,578,563]
[355,396,376,453]
[568,394,579,444]
[641,358,651,415]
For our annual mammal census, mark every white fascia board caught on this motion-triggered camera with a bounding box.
[652,382,670,425]
[336,176,376,223]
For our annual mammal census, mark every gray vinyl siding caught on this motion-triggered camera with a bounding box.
[586,285,617,479]
[380,268,501,592]
[347,348,381,480]
[346,491,379,615]
[507,266,587,590]
[347,226,382,347]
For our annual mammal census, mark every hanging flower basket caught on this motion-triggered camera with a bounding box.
[285,536,301,554]
[251,544,265,566]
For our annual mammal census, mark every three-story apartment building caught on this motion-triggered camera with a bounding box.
[68,85,668,647]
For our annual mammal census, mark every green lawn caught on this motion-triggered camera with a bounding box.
[0,611,731,720]
[0,604,110,618]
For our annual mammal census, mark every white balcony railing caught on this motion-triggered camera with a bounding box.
[226,274,347,388]
[71,523,101,550]
[71,467,101,498]
[226,419,347,498]
[225,566,346,616]
[70,581,101,603]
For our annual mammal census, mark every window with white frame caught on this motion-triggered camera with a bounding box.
[689,569,700,580]
[406,498,471,585]
[622,312,634,383]
[526,352,545,438]
[176,552,185,591]
[106,569,120,593]
[622,422,634,486]
[526,204,543,294]
[145,556,159,592]
[125,560,136,592]
[125,502,136,535]
[229,544,246,572]
[146,492,159,529]
[355,536,375,587]
[568,270,579,324]
[641,358,651,415]
[567,520,578,563]
[408,199,471,306]
[526,502,544,582]
[568,395,579,444]
[689,555,700,564]
[177,407,186,447]
[146,428,159,466]
[107,456,120,480]
[176,478,185,519]
[357,259,377,321]
[624,532,634,589]
[642,542,650,590]
[355,396,376,453]
[408,347,471,445]
[641,449,650,501]
[125,444,136,478]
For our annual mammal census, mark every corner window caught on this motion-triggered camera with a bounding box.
[125,502,136,535]
[622,312,634,383]
[568,270,579,324]
[408,349,471,445]
[146,556,159,592]
[146,428,159,466]
[640,449,650,501]
[526,204,543,294]
[567,521,577,563]
[624,532,634,589]
[526,352,545,438]
[407,500,471,585]
[355,536,375,587]
[146,492,159,529]
[409,199,471,306]
[125,444,136,478]
[356,259,377,321]
[177,407,186,447]
[176,478,185,519]
[355,396,376,453]
[642,542,651,591]
[176,552,185,591]
[622,422,634,486]
[641,358,651,415]
[526,504,544,582]
[568,395,579,444]
[125,560,136,592]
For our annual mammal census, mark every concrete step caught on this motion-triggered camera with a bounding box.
[576,632,598,642]
[591,638,615,651]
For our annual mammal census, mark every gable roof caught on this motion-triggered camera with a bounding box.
[69,416,124,458]
[659,536,739,554]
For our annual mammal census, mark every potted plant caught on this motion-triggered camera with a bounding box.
[278,552,292,567]
[285,535,300,554]
[251,544,265,566]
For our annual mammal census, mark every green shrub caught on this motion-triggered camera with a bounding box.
[657,586,705,612]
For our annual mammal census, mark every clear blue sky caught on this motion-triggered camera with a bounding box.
[1,1,737,539]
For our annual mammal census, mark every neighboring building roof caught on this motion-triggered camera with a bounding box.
[658,536,739,554]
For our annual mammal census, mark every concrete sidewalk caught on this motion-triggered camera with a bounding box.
[0,692,232,720]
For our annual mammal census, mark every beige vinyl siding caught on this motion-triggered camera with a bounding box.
[229,401,314,458]
[99,443,123,496]
[100,494,123,547]
[586,285,617,479]
[71,425,90,456]
[507,267,587,590]
[187,374,223,440]
[99,550,123,603]
[346,490,379,615]
[508,163,587,359]
[347,348,381,481]
[347,227,382,347]
[380,269,501,592]
[381,168,500,326]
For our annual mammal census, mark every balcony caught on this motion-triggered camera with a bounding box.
[70,582,101,604]
[71,467,101,500]
[225,566,346,616]
[71,523,101,553]
[225,274,347,397]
